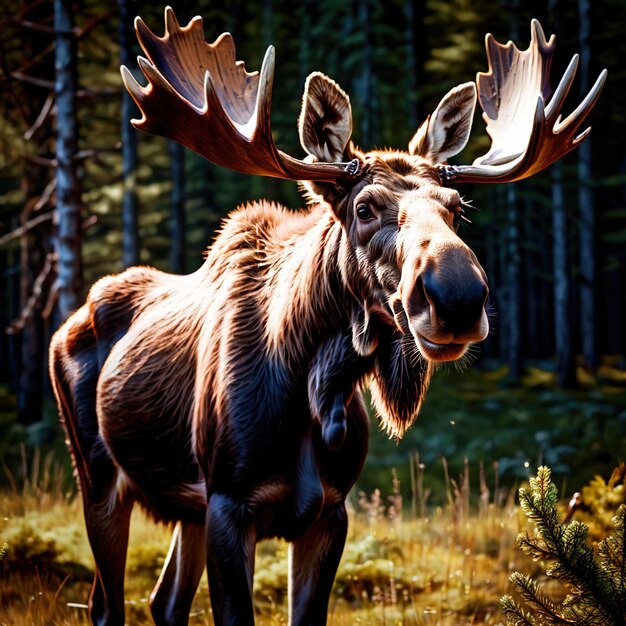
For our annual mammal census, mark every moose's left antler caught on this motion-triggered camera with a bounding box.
[121,7,359,183]
[440,20,607,184]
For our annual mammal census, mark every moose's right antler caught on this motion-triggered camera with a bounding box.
[440,20,607,185]
[121,7,360,183]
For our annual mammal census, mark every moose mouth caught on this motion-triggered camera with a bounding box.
[391,298,477,363]
[415,333,468,362]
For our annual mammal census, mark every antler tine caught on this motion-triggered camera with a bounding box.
[556,67,607,138]
[440,19,607,185]
[121,7,359,183]
[545,53,579,121]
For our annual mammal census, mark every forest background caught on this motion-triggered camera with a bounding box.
[1,0,625,501]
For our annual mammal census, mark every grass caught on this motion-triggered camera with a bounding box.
[0,450,532,626]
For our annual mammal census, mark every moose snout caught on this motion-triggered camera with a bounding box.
[403,246,489,361]
[421,261,488,338]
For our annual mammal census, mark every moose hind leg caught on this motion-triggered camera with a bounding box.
[150,521,205,626]
[82,461,133,626]
[50,330,133,626]
[288,502,348,626]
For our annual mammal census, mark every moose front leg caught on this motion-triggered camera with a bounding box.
[205,493,257,626]
[287,503,348,626]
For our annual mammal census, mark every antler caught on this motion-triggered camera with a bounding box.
[439,20,607,185]
[120,7,360,183]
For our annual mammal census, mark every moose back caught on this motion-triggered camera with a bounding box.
[49,9,605,626]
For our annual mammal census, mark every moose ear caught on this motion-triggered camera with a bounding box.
[409,82,476,163]
[299,72,353,163]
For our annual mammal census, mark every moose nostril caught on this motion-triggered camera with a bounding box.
[421,266,487,333]
[404,276,430,321]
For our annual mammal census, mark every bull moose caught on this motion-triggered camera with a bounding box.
[49,8,606,626]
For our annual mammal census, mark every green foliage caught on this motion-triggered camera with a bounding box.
[4,525,60,573]
[502,466,626,625]
[362,366,626,504]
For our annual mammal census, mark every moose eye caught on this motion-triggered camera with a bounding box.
[356,203,374,221]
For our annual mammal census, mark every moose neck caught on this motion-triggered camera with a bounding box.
[260,203,357,367]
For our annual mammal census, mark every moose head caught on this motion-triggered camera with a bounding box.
[122,11,605,370]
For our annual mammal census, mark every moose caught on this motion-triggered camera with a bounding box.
[49,9,605,626]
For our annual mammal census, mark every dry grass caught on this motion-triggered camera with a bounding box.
[0,452,530,625]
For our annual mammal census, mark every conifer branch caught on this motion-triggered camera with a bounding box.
[501,593,539,626]
[502,467,626,626]
[509,572,576,624]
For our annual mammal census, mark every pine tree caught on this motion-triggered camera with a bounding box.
[502,466,626,625]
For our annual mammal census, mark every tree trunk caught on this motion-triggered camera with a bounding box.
[119,0,140,267]
[522,191,538,359]
[495,188,508,362]
[1,253,21,387]
[501,0,522,381]
[578,0,598,371]
[9,0,55,424]
[603,268,622,356]
[552,162,577,388]
[168,141,186,274]
[54,0,82,320]
[534,212,556,358]
[506,186,522,383]
[483,189,500,361]
[54,0,82,321]
[604,157,626,356]
[18,218,46,423]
